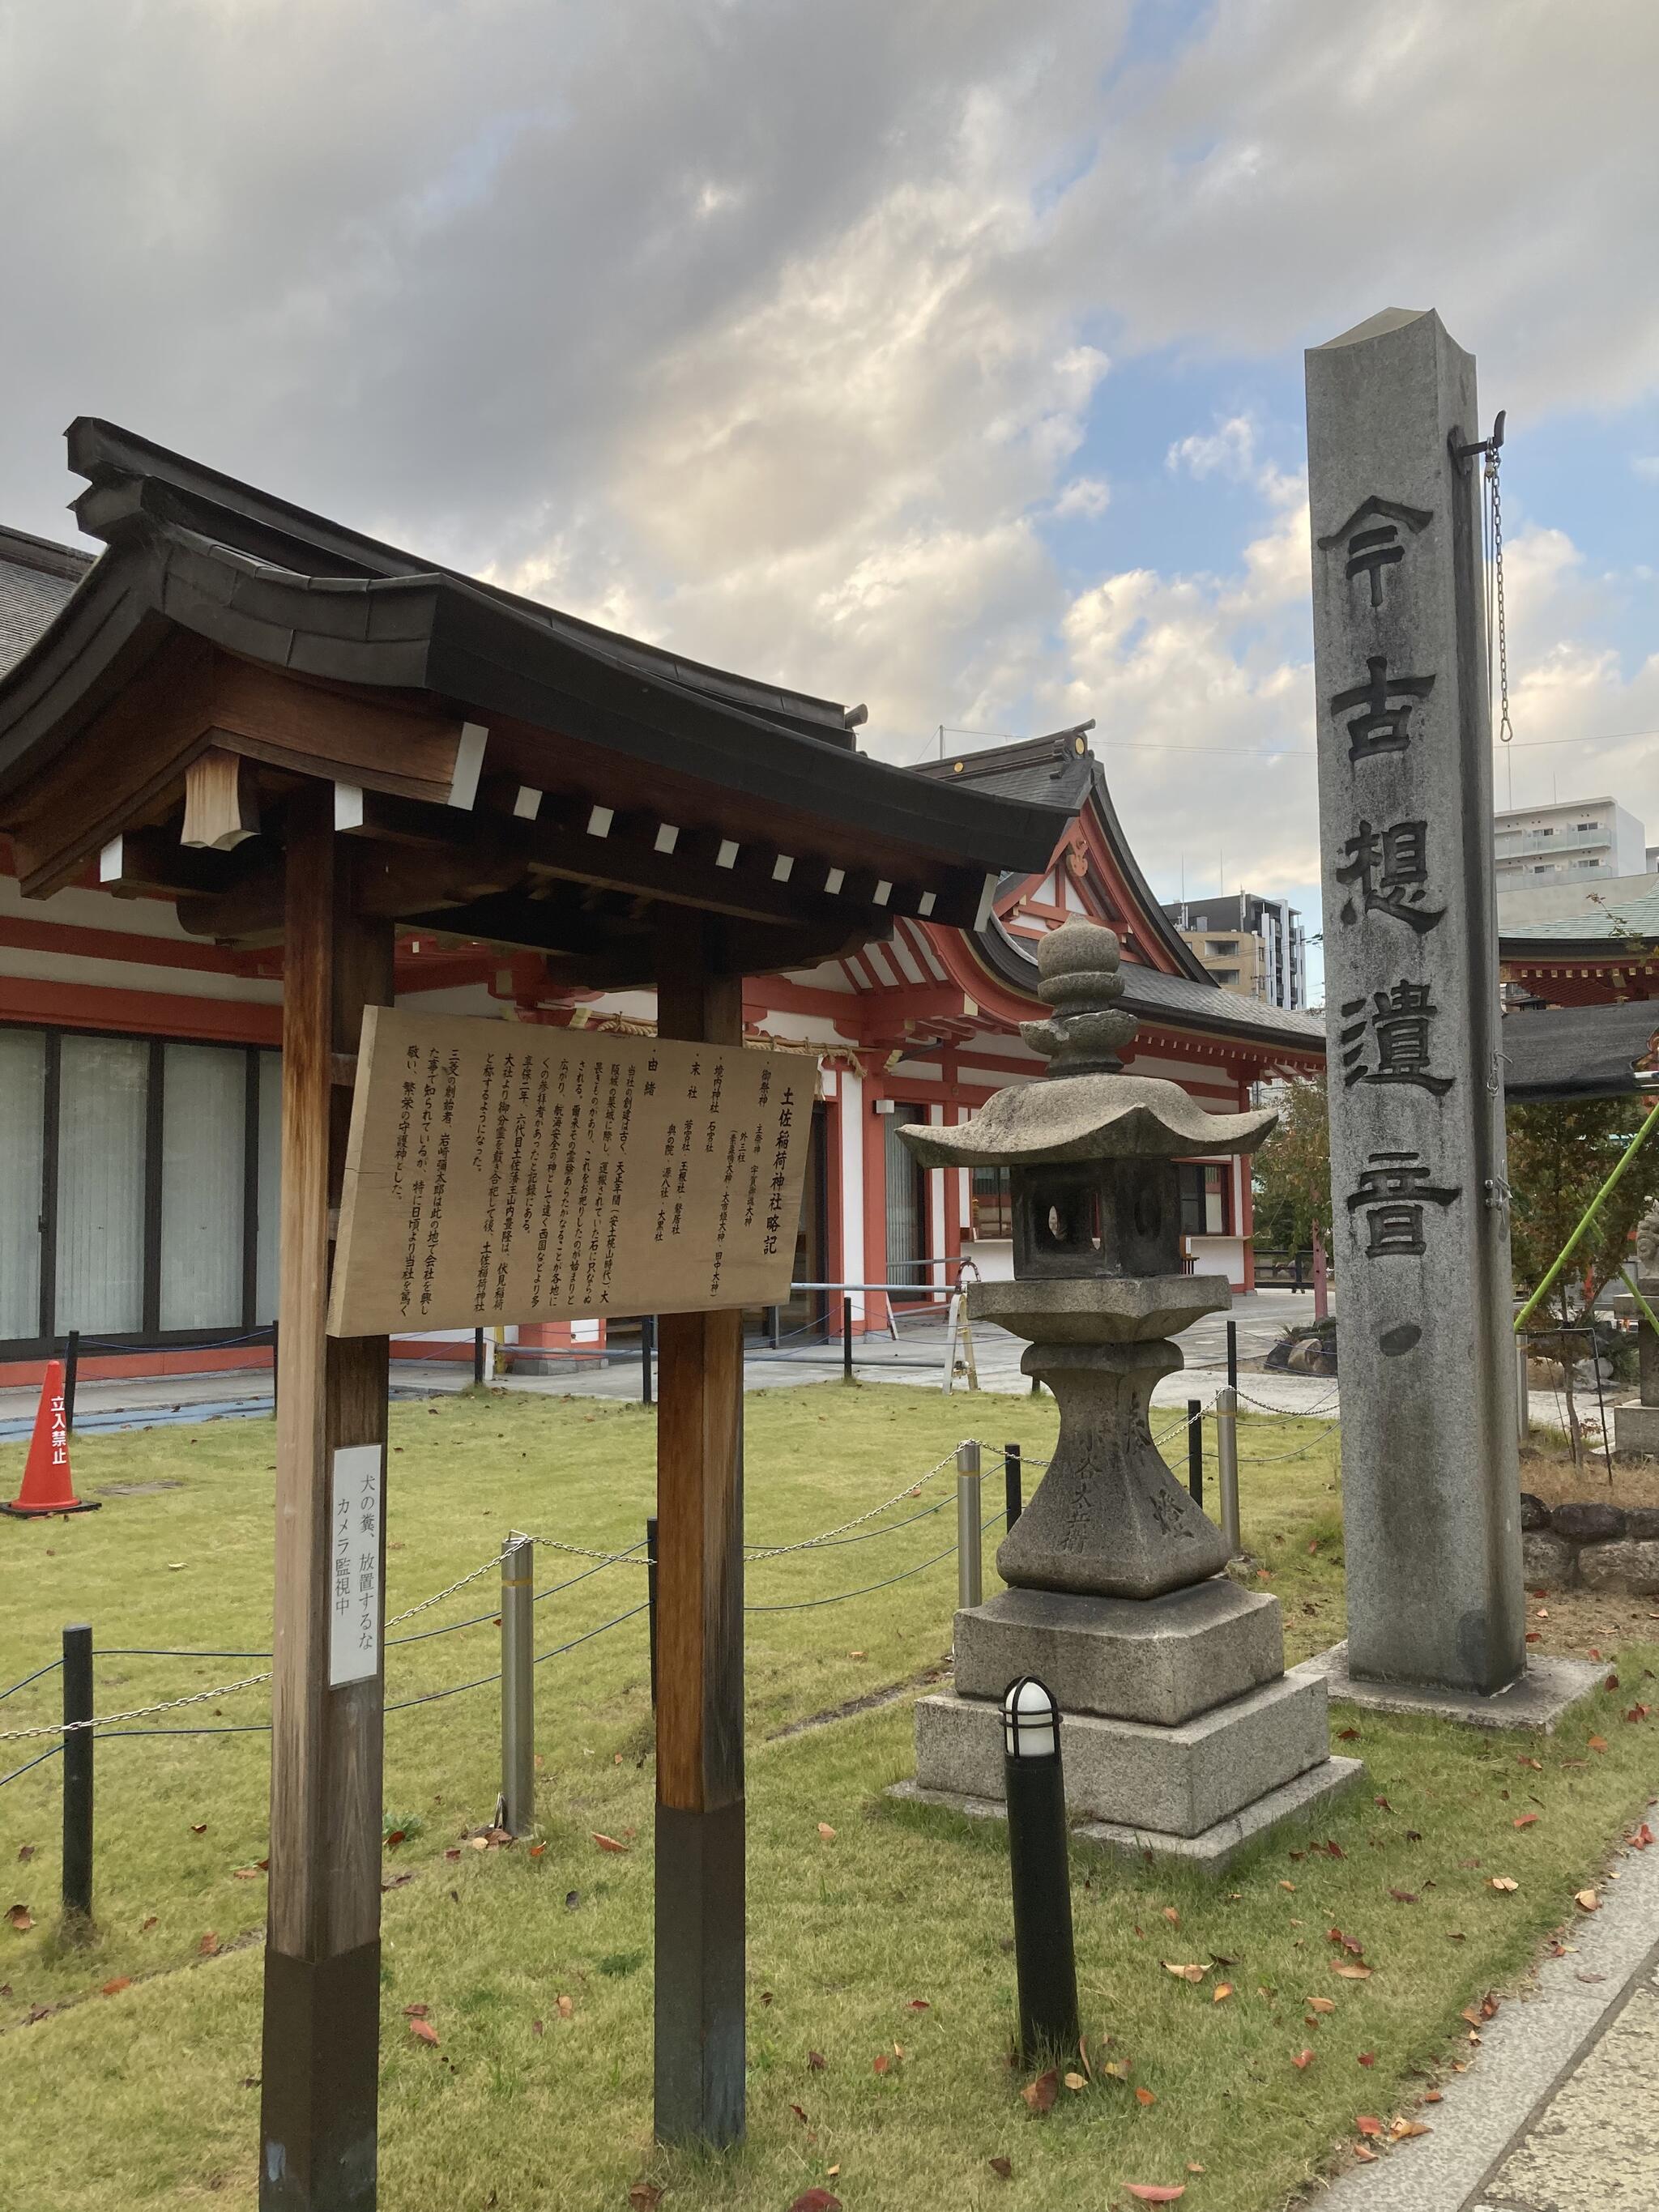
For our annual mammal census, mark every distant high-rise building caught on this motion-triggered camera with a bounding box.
[1160,892,1307,1011]
[1494,796,1645,888]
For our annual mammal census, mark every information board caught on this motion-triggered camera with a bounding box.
[328,1008,812,1336]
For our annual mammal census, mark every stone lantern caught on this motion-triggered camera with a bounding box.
[891,918,1359,1867]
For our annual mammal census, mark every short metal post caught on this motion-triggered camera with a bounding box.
[500,1536,535,1835]
[473,1326,486,1387]
[1515,1329,1530,1443]
[1187,1398,1203,1508]
[842,1298,855,1382]
[641,1315,655,1409]
[1002,1677,1079,2065]
[646,1515,659,1708]
[1216,1385,1241,1557]
[62,1330,80,1436]
[957,1440,983,1609]
[766,1304,781,1351]
[1004,1442,1022,1533]
[61,1623,93,1924]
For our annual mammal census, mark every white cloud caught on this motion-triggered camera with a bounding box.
[1167,416,1259,483]
[1634,458,1659,484]
[1051,475,1111,518]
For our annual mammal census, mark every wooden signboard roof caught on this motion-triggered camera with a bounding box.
[0,420,1073,986]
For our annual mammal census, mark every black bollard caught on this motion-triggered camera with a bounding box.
[1187,1398,1203,1508]
[842,1299,854,1382]
[1226,1319,1237,1392]
[62,1331,80,1436]
[473,1327,486,1387]
[62,1623,93,1924]
[1004,1443,1023,1532]
[646,1515,659,1707]
[1002,1676,1079,2065]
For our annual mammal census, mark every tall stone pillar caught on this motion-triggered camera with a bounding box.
[1306,308,1525,1696]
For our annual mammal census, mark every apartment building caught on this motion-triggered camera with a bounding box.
[1494,797,1645,887]
[1161,892,1307,1011]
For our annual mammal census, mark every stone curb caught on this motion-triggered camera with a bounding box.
[1309,1818,1659,2211]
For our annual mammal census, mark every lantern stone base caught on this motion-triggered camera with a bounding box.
[909,1663,1333,1839]
[952,1580,1284,1728]
[889,1754,1366,1874]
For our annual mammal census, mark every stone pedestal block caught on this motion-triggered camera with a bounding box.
[1615,1403,1659,1459]
[913,1666,1330,1839]
[951,1579,1283,1728]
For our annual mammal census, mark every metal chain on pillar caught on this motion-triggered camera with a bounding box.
[1484,428,1514,803]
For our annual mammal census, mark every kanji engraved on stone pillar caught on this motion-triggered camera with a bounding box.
[1306,308,1525,1696]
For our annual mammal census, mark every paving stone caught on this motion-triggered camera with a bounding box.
[1487,1975,1659,2210]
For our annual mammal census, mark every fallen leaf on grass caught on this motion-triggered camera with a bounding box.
[403,2002,429,2018]
[989,2155,1013,2180]
[1357,2051,1376,2067]
[906,1997,931,2011]
[1134,2086,1157,2106]
[527,1843,546,1860]
[556,1995,574,2019]
[15,1846,33,1865]
[627,2186,663,2211]
[101,1977,130,1996]
[873,2053,893,2076]
[1576,1889,1601,1912]
[1626,1707,1651,1724]
[6,1905,33,1932]
[1292,2049,1315,2070]
[788,2193,840,2212]
[384,1830,406,1850]
[592,1833,629,1854]
[1589,1736,1609,1754]
[1213,1984,1234,2004]
[1162,1962,1206,1983]
[1337,1727,1360,1741]
[139,1916,156,1933]
[1020,2069,1057,2112]
[807,2051,827,2071]
[1124,2188,1185,2203]
[1327,1928,1365,1956]
[1512,1814,1539,1830]
[531,2018,544,2037]
[790,2103,810,2126]
[1355,2115,1384,2138]
[1389,1888,1419,1904]
[1489,1877,1520,1894]
[1307,1997,1336,2014]
[817,1823,837,1842]
[408,2018,439,2047]
[198,1931,220,1956]
[1162,1906,1180,1925]
[1332,1963,1372,1980]
[1606,1673,1621,1691]
[1064,2071,1087,2091]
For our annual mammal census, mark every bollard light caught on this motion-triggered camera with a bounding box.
[1003,1673,1058,1762]
[1001,1674,1079,2065]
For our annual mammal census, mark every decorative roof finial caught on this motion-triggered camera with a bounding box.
[1020,917,1140,1077]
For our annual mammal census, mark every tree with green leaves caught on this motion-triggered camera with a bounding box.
[1252,1074,1331,1252]
[1506,1094,1655,1315]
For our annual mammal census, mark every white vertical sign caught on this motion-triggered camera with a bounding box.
[329,1443,383,1688]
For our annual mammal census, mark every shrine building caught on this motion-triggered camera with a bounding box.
[0,442,1324,1392]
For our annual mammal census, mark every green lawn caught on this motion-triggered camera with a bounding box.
[2,1383,1655,2211]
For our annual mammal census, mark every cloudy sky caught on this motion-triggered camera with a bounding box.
[4,0,1657,998]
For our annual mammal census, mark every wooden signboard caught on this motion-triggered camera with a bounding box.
[328,1008,812,1336]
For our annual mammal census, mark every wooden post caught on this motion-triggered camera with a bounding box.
[260,786,394,2210]
[653,912,747,2146]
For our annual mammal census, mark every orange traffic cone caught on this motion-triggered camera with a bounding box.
[2,1361,100,1517]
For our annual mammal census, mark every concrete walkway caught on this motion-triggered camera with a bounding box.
[0,1290,1345,1441]
[1314,1822,1659,2211]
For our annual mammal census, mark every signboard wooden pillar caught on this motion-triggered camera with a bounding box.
[261,786,394,2209]
[653,913,748,2146]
